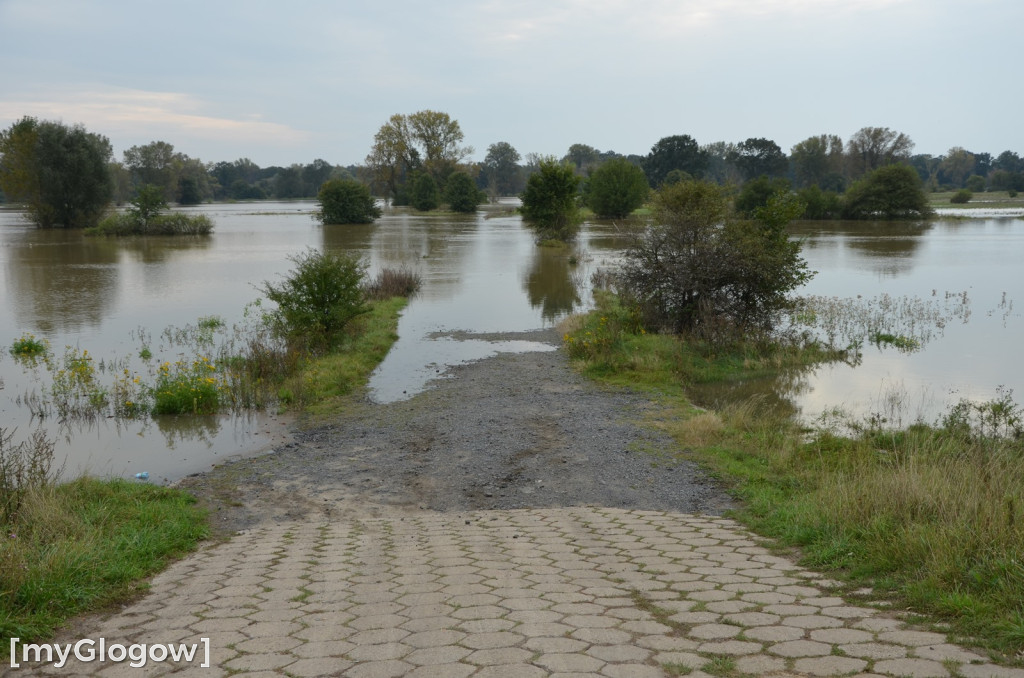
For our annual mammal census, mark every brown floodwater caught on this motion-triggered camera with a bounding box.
[1,203,1021,483]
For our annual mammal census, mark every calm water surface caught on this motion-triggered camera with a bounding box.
[1,203,1021,482]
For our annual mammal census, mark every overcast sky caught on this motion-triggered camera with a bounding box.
[1,0,1020,169]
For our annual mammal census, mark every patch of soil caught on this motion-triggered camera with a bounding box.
[179,328,735,537]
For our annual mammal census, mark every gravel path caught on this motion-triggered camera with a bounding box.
[181,328,733,534]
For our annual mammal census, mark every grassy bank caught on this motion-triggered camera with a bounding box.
[283,296,406,420]
[564,294,1024,661]
[0,477,207,646]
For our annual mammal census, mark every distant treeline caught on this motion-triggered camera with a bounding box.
[1,113,1022,228]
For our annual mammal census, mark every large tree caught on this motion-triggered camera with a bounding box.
[585,157,649,218]
[483,141,522,197]
[641,135,708,187]
[563,143,601,172]
[939,147,975,188]
[619,180,811,339]
[729,137,787,181]
[316,178,380,225]
[845,127,914,179]
[790,134,845,189]
[520,158,582,241]
[842,164,932,220]
[123,141,176,195]
[366,110,471,203]
[0,117,113,228]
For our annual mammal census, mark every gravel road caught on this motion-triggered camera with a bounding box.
[180,328,734,534]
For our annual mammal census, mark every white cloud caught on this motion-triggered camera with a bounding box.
[0,87,309,148]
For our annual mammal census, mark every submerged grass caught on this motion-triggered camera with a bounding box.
[1,287,411,649]
[564,293,1024,661]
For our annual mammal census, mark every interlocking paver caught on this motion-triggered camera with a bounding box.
[35,507,1017,678]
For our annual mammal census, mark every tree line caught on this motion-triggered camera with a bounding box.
[2,111,1021,229]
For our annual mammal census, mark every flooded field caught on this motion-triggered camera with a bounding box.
[1,203,1021,481]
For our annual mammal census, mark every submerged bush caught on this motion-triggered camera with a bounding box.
[362,267,422,300]
[316,178,381,224]
[260,248,367,349]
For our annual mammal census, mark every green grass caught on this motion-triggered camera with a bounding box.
[0,478,207,651]
[292,297,406,419]
[929,190,1024,210]
[564,295,1024,662]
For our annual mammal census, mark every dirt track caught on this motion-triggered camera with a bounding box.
[180,328,733,534]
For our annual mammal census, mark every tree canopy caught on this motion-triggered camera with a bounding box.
[365,110,472,203]
[619,180,812,339]
[842,164,932,220]
[641,135,708,187]
[0,117,114,228]
[790,134,845,189]
[483,141,522,197]
[316,178,381,224]
[443,171,483,213]
[585,157,649,218]
[520,158,582,241]
[846,127,914,179]
[729,137,788,181]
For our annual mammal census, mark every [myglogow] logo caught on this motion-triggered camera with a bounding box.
[9,637,210,669]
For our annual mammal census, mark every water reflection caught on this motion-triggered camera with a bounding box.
[524,247,582,320]
[4,230,121,333]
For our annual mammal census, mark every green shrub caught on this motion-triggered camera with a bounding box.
[841,164,933,219]
[950,189,973,204]
[965,174,986,193]
[88,211,213,235]
[411,173,440,211]
[316,178,381,224]
[797,185,842,220]
[520,158,582,241]
[585,157,649,218]
[443,171,484,213]
[260,248,367,348]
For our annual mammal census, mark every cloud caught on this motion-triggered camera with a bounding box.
[0,87,309,149]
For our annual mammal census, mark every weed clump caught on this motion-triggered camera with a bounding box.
[362,267,422,301]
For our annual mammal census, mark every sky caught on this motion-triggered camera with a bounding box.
[1,0,1021,169]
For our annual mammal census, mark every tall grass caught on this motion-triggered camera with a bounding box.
[564,294,1024,659]
[362,266,422,301]
[0,477,206,646]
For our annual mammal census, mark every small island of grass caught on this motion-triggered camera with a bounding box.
[87,184,213,236]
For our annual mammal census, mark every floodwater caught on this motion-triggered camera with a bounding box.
[1,203,1021,483]
[0,202,612,483]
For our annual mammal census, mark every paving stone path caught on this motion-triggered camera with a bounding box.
[27,507,1024,677]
